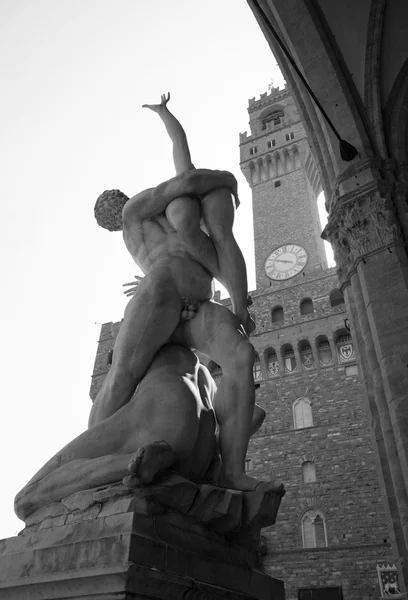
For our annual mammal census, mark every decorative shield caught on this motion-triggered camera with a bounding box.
[284,356,296,373]
[268,360,279,377]
[338,343,355,362]
[301,352,314,369]
[377,564,401,597]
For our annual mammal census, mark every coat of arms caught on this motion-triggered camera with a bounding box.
[338,342,355,362]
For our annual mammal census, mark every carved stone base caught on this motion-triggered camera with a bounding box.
[0,473,285,599]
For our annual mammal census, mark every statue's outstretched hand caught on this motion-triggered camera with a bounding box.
[142,92,170,113]
[123,275,144,297]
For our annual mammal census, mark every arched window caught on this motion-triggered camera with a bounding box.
[276,154,284,175]
[301,510,327,548]
[293,397,313,429]
[253,353,262,381]
[266,348,279,377]
[283,345,297,373]
[302,461,316,483]
[334,329,355,363]
[330,289,345,307]
[261,107,284,129]
[316,336,333,366]
[258,158,267,182]
[300,298,314,315]
[208,361,222,384]
[284,151,293,172]
[249,162,258,185]
[299,341,314,370]
[266,155,275,178]
[271,306,284,324]
[293,146,302,169]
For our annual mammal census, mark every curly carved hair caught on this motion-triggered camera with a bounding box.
[94,189,129,231]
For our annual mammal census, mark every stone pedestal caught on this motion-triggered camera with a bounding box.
[0,473,285,599]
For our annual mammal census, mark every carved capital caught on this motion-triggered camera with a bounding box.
[323,186,404,285]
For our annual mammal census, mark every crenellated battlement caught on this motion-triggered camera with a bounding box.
[247,84,289,109]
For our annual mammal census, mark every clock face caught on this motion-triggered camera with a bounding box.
[265,244,308,281]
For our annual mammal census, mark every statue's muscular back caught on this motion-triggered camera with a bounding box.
[123,198,213,302]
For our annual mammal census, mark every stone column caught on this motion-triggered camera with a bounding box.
[346,274,408,585]
[277,351,286,377]
[310,341,320,370]
[328,337,338,365]
[323,168,408,589]
[293,345,302,373]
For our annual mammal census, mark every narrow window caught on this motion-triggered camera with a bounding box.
[301,510,327,548]
[330,289,344,307]
[267,349,279,377]
[299,342,314,370]
[335,331,355,363]
[249,146,258,156]
[300,298,314,315]
[274,180,281,188]
[302,461,316,483]
[290,132,295,139]
[271,306,284,324]
[267,139,276,149]
[317,337,333,366]
[293,398,313,428]
[285,133,290,141]
[283,346,297,373]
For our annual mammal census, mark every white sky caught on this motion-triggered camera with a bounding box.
[0,0,333,538]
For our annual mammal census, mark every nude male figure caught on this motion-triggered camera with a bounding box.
[124,93,254,334]
[91,168,259,491]
[15,344,270,521]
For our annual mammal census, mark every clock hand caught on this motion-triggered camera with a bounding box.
[275,259,294,264]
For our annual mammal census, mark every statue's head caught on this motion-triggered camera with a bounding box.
[94,189,129,231]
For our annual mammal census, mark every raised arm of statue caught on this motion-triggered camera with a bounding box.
[143,92,194,174]
[143,95,251,333]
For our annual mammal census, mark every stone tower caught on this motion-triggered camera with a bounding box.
[239,85,327,291]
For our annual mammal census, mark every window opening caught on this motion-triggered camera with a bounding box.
[336,332,355,363]
[302,461,316,483]
[284,347,296,373]
[271,306,284,324]
[299,342,314,370]
[300,298,314,315]
[317,338,333,366]
[293,397,313,428]
[267,350,279,377]
[301,510,327,548]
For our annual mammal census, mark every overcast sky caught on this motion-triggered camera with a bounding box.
[0,0,332,538]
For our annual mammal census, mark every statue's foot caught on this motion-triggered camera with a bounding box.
[123,441,174,488]
[217,472,284,494]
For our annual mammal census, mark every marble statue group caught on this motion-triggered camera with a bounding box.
[15,94,282,522]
